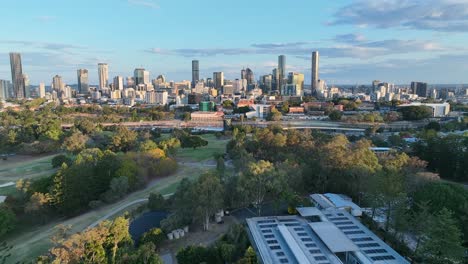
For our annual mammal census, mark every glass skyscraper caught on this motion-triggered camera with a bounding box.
[9,52,25,99]
[98,63,109,89]
[192,60,199,88]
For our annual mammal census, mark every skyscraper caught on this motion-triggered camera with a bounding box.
[278,55,286,93]
[241,68,247,80]
[77,69,89,94]
[10,52,25,99]
[411,82,428,97]
[192,60,199,88]
[311,51,319,94]
[272,68,279,92]
[52,75,64,91]
[22,74,30,98]
[113,76,124,90]
[245,68,255,85]
[0,80,10,100]
[213,72,224,90]
[39,83,46,98]
[134,68,146,85]
[98,63,109,89]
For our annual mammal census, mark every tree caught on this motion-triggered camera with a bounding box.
[51,154,72,168]
[192,173,224,231]
[127,243,163,264]
[110,126,137,152]
[398,105,432,120]
[418,208,465,264]
[107,216,132,263]
[62,131,89,154]
[328,110,342,121]
[147,193,166,211]
[140,228,165,247]
[181,135,208,149]
[425,121,441,131]
[240,160,277,216]
[0,206,16,237]
[266,108,282,121]
[138,140,158,152]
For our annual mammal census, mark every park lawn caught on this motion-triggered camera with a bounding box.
[0,154,57,184]
[176,134,229,162]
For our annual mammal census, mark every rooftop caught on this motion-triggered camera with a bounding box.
[247,207,409,264]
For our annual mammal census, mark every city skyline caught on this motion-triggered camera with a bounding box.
[1,0,468,85]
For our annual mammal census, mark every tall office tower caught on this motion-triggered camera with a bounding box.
[372,80,380,93]
[0,80,10,100]
[113,76,124,90]
[213,72,224,90]
[77,69,89,94]
[288,72,305,91]
[241,68,246,80]
[126,77,135,88]
[9,52,26,99]
[134,68,146,85]
[262,74,273,93]
[39,83,46,98]
[278,55,286,92]
[143,70,150,85]
[206,78,214,88]
[311,51,319,94]
[192,60,199,88]
[22,74,30,98]
[52,75,65,91]
[98,63,109,89]
[411,82,428,97]
[245,68,255,85]
[272,68,279,91]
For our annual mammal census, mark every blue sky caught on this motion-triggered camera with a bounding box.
[1,0,468,85]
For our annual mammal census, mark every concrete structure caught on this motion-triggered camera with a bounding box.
[98,63,109,89]
[247,206,409,264]
[312,51,319,94]
[9,52,25,99]
[192,60,199,88]
[156,90,168,105]
[245,68,255,85]
[77,69,89,94]
[398,102,450,117]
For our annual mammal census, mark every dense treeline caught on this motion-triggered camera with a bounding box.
[0,128,180,238]
[226,125,467,263]
[412,133,468,182]
[35,216,164,264]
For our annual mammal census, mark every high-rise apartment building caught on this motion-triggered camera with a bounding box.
[213,72,224,90]
[192,60,199,88]
[10,52,25,99]
[39,83,46,98]
[77,69,89,94]
[278,55,286,92]
[52,75,64,91]
[272,68,279,92]
[98,63,109,89]
[311,51,319,94]
[113,76,124,90]
[288,72,305,93]
[126,77,135,88]
[22,74,30,98]
[262,75,273,92]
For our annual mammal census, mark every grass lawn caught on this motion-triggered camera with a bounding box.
[0,154,57,185]
[176,134,229,162]
[0,185,18,196]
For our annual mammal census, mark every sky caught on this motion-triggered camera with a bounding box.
[1,0,468,85]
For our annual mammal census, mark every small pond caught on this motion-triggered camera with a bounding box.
[129,211,168,243]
